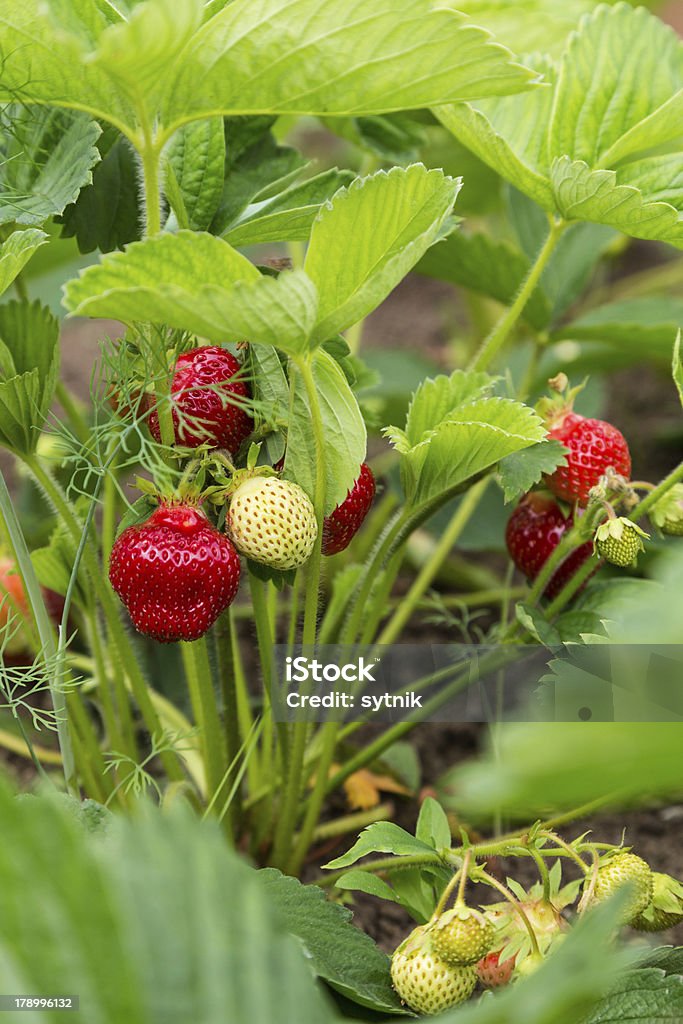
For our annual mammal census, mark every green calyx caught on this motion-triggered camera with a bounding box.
[632,872,683,932]
[593,516,649,567]
[651,483,683,536]
[431,906,495,967]
[535,373,587,427]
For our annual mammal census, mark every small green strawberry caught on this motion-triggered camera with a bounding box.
[431,906,494,967]
[650,484,683,537]
[588,852,653,924]
[593,516,649,567]
[227,476,318,570]
[632,872,683,932]
[391,925,477,1015]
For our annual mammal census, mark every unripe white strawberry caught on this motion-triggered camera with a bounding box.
[431,906,495,966]
[391,925,477,1015]
[227,476,318,570]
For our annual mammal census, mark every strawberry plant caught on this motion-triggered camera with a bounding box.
[0,0,682,1021]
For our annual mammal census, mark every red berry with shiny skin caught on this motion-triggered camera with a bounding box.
[148,346,252,453]
[109,503,240,643]
[505,493,594,599]
[322,463,376,556]
[544,413,631,506]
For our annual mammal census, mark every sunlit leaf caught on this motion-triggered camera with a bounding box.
[305,166,461,345]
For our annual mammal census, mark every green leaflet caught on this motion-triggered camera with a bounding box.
[285,350,366,514]
[438,5,683,246]
[386,372,547,509]
[0,107,101,227]
[63,166,460,361]
[305,165,461,346]
[553,297,683,365]
[63,232,319,356]
[498,440,568,504]
[0,0,536,146]
[259,869,403,1015]
[0,301,59,455]
[0,787,340,1024]
[0,230,48,296]
[164,117,226,231]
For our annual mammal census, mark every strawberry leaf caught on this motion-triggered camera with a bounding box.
[305,166,461,346]
[324,821,439,869]
[582,969,683,1024]
[0,230,48,297]
[285,350,366,514]
[498,440,567,504]
[164,117,226,232]
[259,869,405,1015]
[0,107,101,227]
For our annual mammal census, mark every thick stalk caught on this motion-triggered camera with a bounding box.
[180,639,227,808]
[470,219,566,372]
[377,478,489,644]
[139,139,163,236]
[286,717,339,875]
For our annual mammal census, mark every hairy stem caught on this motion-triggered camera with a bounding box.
[377,478,489,644]
[181,639,227,813]
[470,219,566,373]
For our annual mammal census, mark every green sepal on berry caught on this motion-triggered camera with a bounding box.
[593,516,649,567]
[586,852,653,924]
[486,864,575,965]
[390,926,477,1016]
[431,906,494,967]
[632,872,683,932]
[650,483,683,536]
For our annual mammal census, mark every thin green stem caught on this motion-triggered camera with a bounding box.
[631,460,683,522]
[527,843,552,903]
[318,852,444,888]
[470,219,566,373]
[478,869,541,957]
[0,470,76,793]
[56,382,90,446]
[537,831,590,875]
[377,478,489,644]
[23,455,184,782]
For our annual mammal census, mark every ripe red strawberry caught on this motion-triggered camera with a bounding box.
[544,412,631,506]
[109,502,240,642]
[322,463,376,556]
[505,493,594,599]
[476,951,516,989]
[148,346,252,454]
